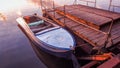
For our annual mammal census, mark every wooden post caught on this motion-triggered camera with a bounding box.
[40,0,42,10]
[87,1,88,6]
[94,0,97,8]
[64,5,66,24]
[109,0,112,11]
[53,1,55,18]
[113,6,115,12]
[73,0,77,5]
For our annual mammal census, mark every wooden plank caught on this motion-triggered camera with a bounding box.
[92,36,106,45]
[112,33,120,40]
[112,29,120,39]
[58,18,81,28]
[72,30,97,46]
[87,32,105,40]
[45,12,65,27]
[72,25,106,46]
[59,17,71,23]
[70,4,120,20]
[113,36,120,45]
[65,22,80,28]
[56,5,120,29]
[72,25,87,32]
[67,9,111,26]
[94,31,120,46]
[91,30,120,46]
[76,28,100,38]
[98,57,120,68]
[44,10,112,47]
[56,9,100,29]
[112,28,120,36]
[48,11,64,19]
[56,6,112,26]
[111,22,120,34]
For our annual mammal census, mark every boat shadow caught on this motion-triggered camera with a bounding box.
[30,41,74,68]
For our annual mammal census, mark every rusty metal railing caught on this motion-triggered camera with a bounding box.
[73,0,97,7]
[109,0,120,12]
[40,0,120,13]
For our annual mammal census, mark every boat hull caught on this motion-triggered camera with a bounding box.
[30,41,74,68]
[17,17,75,59]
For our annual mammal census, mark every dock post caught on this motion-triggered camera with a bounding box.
[64,5,66,24]
[53,0,55,18]
[109,0,112,11]
[95,0,97,8]
[73,0,77,5]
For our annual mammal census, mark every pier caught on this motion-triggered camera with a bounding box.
[43,4,120,48]
[1,0,120,68]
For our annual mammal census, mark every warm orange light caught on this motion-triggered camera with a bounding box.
[0,13,6,21]
[16,10,22,16]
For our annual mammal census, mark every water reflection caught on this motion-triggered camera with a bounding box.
[0,14,6,22]
[0,0,119,21]
[29,0,120,13]
[0,0,42,21]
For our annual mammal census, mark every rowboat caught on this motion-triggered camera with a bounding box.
[16,14,76,59]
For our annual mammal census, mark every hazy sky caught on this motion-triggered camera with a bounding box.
[0,0,119,13]
[0,0,119,22]
[0,0,119,21]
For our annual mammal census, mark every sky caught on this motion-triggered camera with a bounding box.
[0,0,119,13]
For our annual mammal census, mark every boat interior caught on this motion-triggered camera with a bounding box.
[23,15,56,33]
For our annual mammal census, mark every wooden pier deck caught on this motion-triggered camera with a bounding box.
[43,4,120,48]
[55,4,120,29]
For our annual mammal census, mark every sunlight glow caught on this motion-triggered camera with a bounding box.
[0,13,7,21]
[0,0,27,12]
[16,10,22,16]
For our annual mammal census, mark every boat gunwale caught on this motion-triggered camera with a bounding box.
[16,16,76,52]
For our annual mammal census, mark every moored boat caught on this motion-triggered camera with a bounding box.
[16,14,76,59]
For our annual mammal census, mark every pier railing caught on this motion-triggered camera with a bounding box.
[73,0,97,7]
[40,0,120,13]
[109,0,120,12]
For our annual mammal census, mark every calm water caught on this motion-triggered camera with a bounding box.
[0,0,119,68]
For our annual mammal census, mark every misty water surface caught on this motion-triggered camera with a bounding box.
[0,0,119,21]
